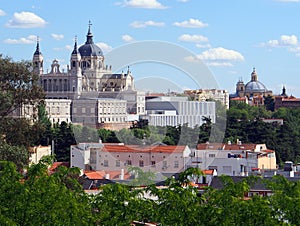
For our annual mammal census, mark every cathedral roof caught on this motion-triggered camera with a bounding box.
[245,80,267,92]
[245,68,267,93]
[78,22,103,57]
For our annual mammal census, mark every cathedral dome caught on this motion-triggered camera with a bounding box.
[245,80,267,92]
[78,43,103,57]
[78,23,103,57]
[245,68,267,93]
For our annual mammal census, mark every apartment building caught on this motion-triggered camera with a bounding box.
[71,142,191,175]
[190,142,276,176]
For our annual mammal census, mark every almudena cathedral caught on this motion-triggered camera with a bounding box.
[15,24,216,130]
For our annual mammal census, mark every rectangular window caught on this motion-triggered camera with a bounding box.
[208,154,216,158]
[82,108,86,114]
[174,161,179,168]
[163,161,167,167]
[103,160,108,167]
[116,160,120,167]
[126,160,132,166]
[151,161,156,167]
[139,160,144,167]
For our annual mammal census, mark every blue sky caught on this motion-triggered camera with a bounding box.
[1,0,300,96]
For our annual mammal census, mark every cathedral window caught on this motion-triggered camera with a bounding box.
[72,61,76,67]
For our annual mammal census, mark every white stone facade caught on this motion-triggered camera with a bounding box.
[45,99,72,124]
[32,24,145,127]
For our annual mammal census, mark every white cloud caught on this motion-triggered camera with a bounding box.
[205,62,234,67]
[261,34,298,47]
[53,45,72,51]
[122,34,134,42]
[174,18,208,28]
[178,34,209,43]
[0,9,6,16]
[197,47,245,61]
[6,11,47,28]
[281,35,298,45]
[130,20,165,28]
[4,35,36,44]
[122,0,167,9]
[97,42,113,53]
[177,0,189,2]
[51,33,64,41]
[196,43,211,49]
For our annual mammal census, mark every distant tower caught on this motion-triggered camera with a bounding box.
[32,37,44,75]
[251,67,258,81]
[70,36,82,97]
[236,78,245,97]
[281,85,287,97]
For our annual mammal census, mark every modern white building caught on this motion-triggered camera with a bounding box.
[70,142,104,172]
[190,142,276,176]
[141,96,215,128]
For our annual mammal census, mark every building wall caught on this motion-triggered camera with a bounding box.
[70,143,191,174]
[194,144,277,176]
[29,145,52,165]
[184,89,229,109]
[45,99,72,124]
[143,97,216,128]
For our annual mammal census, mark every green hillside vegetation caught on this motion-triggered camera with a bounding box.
[0,159,299,225]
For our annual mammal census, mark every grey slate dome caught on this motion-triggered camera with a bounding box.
[78,23,103,57]
[245,81,267,92]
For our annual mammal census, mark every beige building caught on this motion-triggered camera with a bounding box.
[29,145,52,165]
[184,89,229,109]
[71,143,191,174]
[232,68,272,105]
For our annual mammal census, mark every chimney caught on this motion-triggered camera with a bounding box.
[120,168,124,180]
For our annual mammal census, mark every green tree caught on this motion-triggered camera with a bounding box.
[0,142,28,170]
[0,55,44,118]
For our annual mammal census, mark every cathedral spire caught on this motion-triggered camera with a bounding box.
[34,36,41,55]
[72,36,78,54]
[85,20,94,44]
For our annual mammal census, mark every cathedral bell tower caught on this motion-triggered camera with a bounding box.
[32,37,44,75]
[70,37,82,97]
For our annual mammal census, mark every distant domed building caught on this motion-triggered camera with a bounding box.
[232,68,272,105]
[32,22,145,128]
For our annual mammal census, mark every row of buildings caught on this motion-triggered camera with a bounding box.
[70,141,277,177]
[13,23,225,130]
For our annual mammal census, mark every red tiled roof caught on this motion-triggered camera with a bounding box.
[202,169,214,175]
[102,145,186,153]
[223,144,256,150]
[49,162,70,172]
[85,171,106,180]
[84,170,131,180]
[231,97,247,101]
[196,143,224,150]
